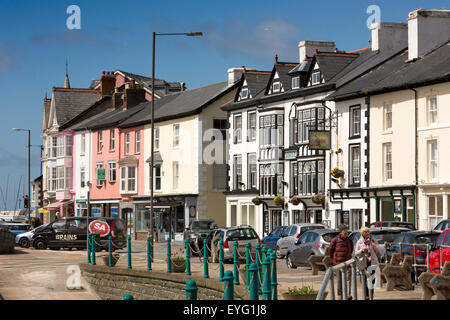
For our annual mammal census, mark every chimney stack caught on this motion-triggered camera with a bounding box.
[112,87,123,110]
[100,71,116,97]
[370,22,407,52]
[298,41,336,63]
[123,81,146,110]
[408,9,450,60]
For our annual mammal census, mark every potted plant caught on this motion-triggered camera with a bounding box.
[252,196,262,206]
[290,195,300,206]
[311,193,325,205]
[102,252,120,267]
[170,248,187,273]
[273,195,284,206]
[282,285,327,300]
[330,168,345,179]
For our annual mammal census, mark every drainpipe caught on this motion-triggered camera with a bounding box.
[409,88,418,229]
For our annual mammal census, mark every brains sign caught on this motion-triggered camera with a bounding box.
[88,220,110,237]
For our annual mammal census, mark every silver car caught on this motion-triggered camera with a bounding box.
[286,229,339,268]
[15,224,49,248]
[276,223,326,258]
[211,226,260,262]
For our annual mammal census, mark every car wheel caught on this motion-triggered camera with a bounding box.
[286,253,297,269]
[35,239,47,250]
[19,238,30,248]
[276,246,283,259]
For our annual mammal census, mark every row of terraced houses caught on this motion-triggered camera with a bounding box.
[33,8,450,241]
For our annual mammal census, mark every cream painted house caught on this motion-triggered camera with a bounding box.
[119,81,239,241]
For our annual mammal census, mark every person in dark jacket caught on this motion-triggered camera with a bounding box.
[329,224,353,299]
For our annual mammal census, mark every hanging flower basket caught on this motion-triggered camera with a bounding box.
[290,195,300,206]
[273,196,284,206]
[311,193,325,205]
[252,196,262,206]
[330,168,345,178]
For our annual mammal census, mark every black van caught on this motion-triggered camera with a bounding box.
[31,217,126,250]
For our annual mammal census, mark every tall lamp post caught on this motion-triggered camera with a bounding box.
[12,128,31,218]
[149,31,202,257]
[86,181,92,249]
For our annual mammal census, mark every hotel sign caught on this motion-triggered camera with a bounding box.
[309,130,331,150]
[283,148,298,160]
[97,168,106,180]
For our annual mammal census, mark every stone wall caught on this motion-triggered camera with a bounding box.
[80,263,249,300]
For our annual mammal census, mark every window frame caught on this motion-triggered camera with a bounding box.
[97,131,103,153]
[173,161,179,190]
[383,142,392,181]
[384,103,393,131]
[173,124,180,148]
[154,164,161,191]
[428,96,437,126]
[120,165,137,194]
[311,71,321,85]
[125,132,130,154]
[247,111,257,142]
[135,130,141,154]
[240,87,249,100]
[233,113,242,144]
[247,153,257,189]
[155,127,160,151]
[349,144,361,187]
[108,161,117,182]
[292,76,300,89]
[233,155,242,190]
[349,105,361,138]
[110,129,115,151]
[81,133,86,155]
[272,81,281,93]
[96,162,104,187]
[428,140,438,182]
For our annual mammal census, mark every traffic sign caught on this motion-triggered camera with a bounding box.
[88,220,110,237]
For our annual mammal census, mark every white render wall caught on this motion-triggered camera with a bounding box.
[74,130,92,214]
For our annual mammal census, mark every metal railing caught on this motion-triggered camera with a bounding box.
[384,242,430,282]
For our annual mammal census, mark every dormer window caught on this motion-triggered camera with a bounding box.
[292,76,300,89]
[272,81,281,93]
[240,88,249,100]
[311,71,321,85]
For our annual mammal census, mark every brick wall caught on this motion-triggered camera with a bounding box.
[80,263,249,300]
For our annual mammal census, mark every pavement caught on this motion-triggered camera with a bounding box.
[0,240,427,300]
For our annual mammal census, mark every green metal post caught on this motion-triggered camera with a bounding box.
[185,238,191,276]
[203,238,209,278]
[108,235,112,267]
[147,236,152,271]
[270,252,278,300]
[262,246,268,260]
[223,270,234,300]
[262,256,272,300]
[127,236,131,269]
[375,197,380,221]
[167,237,171,273]
[122,294,134,300]
[219,239,224,282]
[233,241,239,285]
[91,234,96,265]
[185,280,198,300]
[256,243,262,294]
[87,234,91,264]
[249,262,259,300]
[402,197,407,222]
[245,243,251,290]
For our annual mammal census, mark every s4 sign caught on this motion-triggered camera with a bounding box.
[89,220,110,237]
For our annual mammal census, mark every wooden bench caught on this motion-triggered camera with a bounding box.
[383,255,414,291]
[379,252,403,285]
[308,247,333,275]
[418,261,450,300]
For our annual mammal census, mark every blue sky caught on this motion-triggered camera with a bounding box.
[0,0,448,209]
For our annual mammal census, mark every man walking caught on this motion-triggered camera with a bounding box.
[329,224,353,299]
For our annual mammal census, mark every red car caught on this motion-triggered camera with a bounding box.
[427,228,450,273]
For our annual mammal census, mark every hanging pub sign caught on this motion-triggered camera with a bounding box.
[308,130,331,150]
[97,168,106,180]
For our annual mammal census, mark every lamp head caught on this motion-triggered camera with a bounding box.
[187,32,203,37]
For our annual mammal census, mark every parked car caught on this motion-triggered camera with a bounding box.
[385,231,440,274]
[369,221,416,230]
[31,217,126,250]
[210,225,261,262]
[184,219,218,255]
[0,222,31,237]
[433,219,450,233]
[349,227,410,262]
[286,229,339,269]
[262,225,288,251]
[276,224,326,259]
[15,223,49,248]
[427,228,450,274]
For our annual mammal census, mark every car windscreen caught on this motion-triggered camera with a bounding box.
[321,232,339,243]
[192,221,214,229]
[391,222,414,229]
[371,232,399,244]
[414,234,439,245]
[33,224,49,232]
[226,228,258,241]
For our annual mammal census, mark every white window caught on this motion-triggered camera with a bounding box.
[384,104,392,130]
[272,81,280,93]
[110,130,115,150]
[311,71,321,85]
[173,162,179,190]
[125,132,130,154]
[96,162,104,187]
[247,112,256,141]
[108,161,117,182]
[429,140,438,181]
[350,106,361,137]
[65,167,72,190]
[173,124,180,148]
[135,131,141,154]
[240,88,249,99]
[233,114,242,144]
[292,76,300,89]
[49,136,58,158]
[120,165,137,193]
[65,136,72,156]
[80,167,85,188]
[233,155,242,190]
[56,136,64,157]
[81,134,86,155]
[429,96,437,126]
[384,143,392,180]
[57,166,65,190]
[428,195,443,229]
[48,167,57,191]
[155,128,159,151]
[154,165,161,191]
[350,145,360,185]
[98,131,103,153]
[248,153,257,189]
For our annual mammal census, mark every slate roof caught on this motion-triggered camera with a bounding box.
[266,62,298,93]
[116,70,183,96]
[119,81,238,128]
[313,52,359,82]
[52,88,101,126]
[288,60,311,74]
[240,71,271,99]
[80,103,147,130]
[63,96,113,131]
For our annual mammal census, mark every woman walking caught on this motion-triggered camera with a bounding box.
[355,227,381,300]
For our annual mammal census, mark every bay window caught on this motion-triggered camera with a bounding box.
[259,163,284,196]
[259,114,283,147]
[298,160,325,195]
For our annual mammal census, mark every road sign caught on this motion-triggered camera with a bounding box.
[88,220,110,236]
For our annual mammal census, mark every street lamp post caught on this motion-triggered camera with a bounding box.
[86,181,92,250]
[149,31,202,258]
[12,128,31,218]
